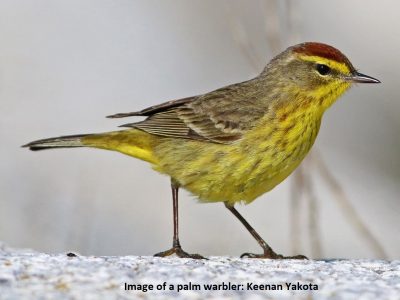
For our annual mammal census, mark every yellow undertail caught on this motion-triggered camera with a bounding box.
[24,129,160,164]
[82,130,160,165]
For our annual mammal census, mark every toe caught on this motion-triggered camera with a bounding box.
[240,252,307,259]
[154,247,206,259]
[288,254,308,260]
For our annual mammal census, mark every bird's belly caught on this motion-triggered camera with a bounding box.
[153,119,320,204]
[194,145,310,204]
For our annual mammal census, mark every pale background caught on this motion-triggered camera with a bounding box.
[0,0,399,259]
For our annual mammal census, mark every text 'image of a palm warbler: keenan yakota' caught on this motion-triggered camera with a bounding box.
[23,42,380,259]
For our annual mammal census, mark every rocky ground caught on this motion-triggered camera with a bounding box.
[0,244,399,299]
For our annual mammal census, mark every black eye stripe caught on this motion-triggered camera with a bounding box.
[316,64,330,75]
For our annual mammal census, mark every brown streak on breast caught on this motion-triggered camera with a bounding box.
[248,158,262,175]
[283,123,295,134]
[279,113,288,122]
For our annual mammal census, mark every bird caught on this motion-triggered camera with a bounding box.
[23,42,380,259]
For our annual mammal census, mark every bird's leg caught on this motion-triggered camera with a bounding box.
[224,202,307,259]
[154,181,205,259]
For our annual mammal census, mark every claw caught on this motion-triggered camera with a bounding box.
[240,252,308,259]
[154,247,206,259]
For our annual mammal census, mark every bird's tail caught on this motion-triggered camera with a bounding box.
[22,134,89,151]
[23,130,159,164]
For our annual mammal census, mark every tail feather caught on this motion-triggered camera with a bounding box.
[23,130,158,164]
[22,134,89,151]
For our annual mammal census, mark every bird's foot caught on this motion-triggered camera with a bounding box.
[154,246,206,259]
[240,251,308,260]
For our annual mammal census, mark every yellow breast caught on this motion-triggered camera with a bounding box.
[153,102,322,205]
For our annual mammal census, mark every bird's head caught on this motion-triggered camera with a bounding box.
[263,42,380,113]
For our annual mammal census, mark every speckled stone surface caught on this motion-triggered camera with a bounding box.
[0,244,399,300]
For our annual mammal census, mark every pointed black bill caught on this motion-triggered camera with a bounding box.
[349,72,381,83]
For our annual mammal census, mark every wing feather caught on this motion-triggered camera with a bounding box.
[116,78,269,144]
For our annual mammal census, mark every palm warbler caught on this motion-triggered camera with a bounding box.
[24,42,380,259]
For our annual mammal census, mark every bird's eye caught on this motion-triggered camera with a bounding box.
[316,64,330,76]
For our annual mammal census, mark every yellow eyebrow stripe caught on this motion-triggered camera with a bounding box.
[297,55,351,74]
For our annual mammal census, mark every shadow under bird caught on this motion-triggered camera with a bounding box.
[23,42,380,259]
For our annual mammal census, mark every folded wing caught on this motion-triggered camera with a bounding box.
[108,79,268,144]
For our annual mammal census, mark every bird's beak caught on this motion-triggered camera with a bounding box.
[348,71,381,84]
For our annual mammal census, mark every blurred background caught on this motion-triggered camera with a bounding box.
[0,0,398,259]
